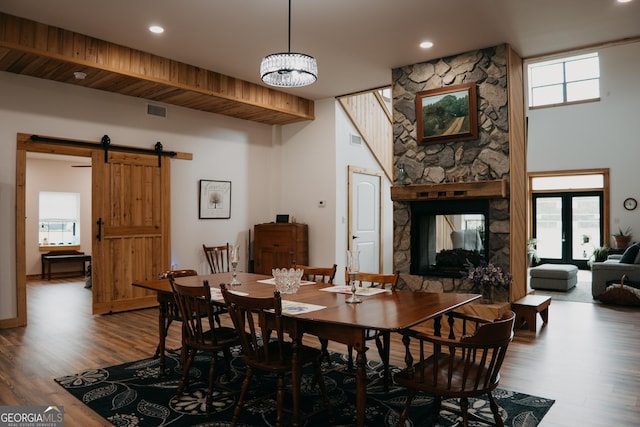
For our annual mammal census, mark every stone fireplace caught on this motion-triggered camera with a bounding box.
[391,44,524,303]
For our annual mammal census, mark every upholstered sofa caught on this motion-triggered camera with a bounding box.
[591,243,640,298]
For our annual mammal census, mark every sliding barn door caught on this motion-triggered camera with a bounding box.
[92,151,170,314]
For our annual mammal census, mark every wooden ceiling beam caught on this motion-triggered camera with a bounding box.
[0,12,314,125]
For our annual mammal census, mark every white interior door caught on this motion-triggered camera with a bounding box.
[349,167,382,274]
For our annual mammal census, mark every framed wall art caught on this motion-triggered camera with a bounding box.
[199,179,231,219]
[415,82,478,145]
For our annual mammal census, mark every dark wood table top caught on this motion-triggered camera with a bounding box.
[133,272,481,332]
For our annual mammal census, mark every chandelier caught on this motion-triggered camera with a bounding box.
[260,0,317,87]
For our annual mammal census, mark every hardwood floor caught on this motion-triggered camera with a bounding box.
[1,278,639,426]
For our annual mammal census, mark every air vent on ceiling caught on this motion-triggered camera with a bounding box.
[147,104,167,118]
[350,134,362,146]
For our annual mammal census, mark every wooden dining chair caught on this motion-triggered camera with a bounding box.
[295,264,337,284]
[203,243,230,273]
[295,264,337,362]
[345,269,400,391]
[394,311,516,427]
[155,269,198,372]
[169,278,241,416]
[220,283,333,426]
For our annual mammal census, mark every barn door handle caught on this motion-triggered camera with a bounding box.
[96,218,103,241]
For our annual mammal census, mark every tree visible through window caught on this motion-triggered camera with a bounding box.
[527,52,600,108]
[39,191,80,246]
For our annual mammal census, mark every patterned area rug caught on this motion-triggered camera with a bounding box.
[55,348,554,426]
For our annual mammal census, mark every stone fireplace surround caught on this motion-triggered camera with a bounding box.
[393,181,510,301]
[391,45,514,303]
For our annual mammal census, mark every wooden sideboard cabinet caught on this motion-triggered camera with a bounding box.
[253,223,309,275]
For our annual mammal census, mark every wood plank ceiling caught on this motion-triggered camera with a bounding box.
[0,12,314,125]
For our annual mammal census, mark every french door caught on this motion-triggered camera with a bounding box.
[532,191,603,269]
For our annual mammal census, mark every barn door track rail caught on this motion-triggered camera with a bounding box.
[30,134,176,167]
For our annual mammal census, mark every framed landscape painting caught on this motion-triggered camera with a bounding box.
[199,180,231,219]
[415,82,478,145]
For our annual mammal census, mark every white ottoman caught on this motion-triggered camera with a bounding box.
[530,264,578,291]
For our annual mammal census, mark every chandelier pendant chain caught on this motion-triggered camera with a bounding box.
[287,0,291,53]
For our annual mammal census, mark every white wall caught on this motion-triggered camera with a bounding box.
[275,98,393,284]
[335,102,394,279]
[26,157,92,275]
[279,99,338,271]
[0,71,276,319]
[527,40,640,246]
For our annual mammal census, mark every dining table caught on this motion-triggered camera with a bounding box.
[132,271,480,427]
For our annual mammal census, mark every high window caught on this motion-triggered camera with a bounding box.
[527,52,600,108]
[39,191,80,246]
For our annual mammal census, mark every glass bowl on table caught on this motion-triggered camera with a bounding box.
[272,268,303,294]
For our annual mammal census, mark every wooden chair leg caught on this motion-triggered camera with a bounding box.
[396,389,417,427]
[460,396,469,427]
[154,318,173,357]
[488,392,505,427]
[432,395,442,424]
[375,332,391,391]
[178,348,195,394]
[222,348,233,380]
[206,355,217,416]
[214,313,222,328]
[319,338,331,364]
[276,374,284,427]
[232,368,253,426]
[312,360,334,420]
[179,342,187,371]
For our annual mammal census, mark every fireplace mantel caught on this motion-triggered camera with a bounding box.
[391,178,508,202]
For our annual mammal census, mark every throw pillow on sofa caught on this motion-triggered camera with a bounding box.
[619,243,640,264]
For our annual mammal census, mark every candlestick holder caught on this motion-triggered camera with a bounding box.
[345,249,362,304]
[230,245,241,286]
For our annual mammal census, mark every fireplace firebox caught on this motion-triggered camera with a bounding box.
[410,199,490,277]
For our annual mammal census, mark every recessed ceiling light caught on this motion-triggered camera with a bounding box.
[617,0,632,3]
[149,25,164,34]
[419,41,434,49]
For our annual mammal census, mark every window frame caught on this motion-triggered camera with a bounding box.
[527,168,610,249]
[38,191,81,247]
[527,52,601,109]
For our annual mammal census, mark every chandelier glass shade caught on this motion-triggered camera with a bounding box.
[260,52,317,87]
[260,0,317,88]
